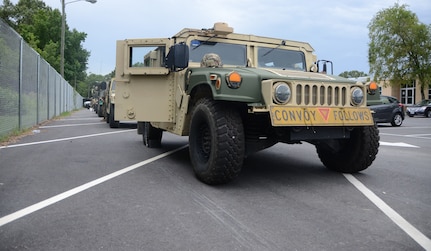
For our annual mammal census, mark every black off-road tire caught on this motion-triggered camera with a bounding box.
[97,105,104,117]
[143,122,162,148]
[316,124,379,173]
[391,112,403,127]
[108,104,120,128]
[189,98,245,185]
[104,111,109,123]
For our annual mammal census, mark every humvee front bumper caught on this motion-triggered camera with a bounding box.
[269,106,374,126]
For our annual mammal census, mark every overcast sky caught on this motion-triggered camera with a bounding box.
[13,0,431,76]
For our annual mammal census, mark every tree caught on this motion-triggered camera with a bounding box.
[368,3,431,100]
[339,70,368,78]
[106,69,115,80]
[82,73,106,98]
[0,0,47,29]
[0,0,16,27]
[0,0,90,85]
[64,28,90,83]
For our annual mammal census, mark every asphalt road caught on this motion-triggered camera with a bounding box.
[0,109,430,251]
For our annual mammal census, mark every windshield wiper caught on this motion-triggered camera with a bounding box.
[192,34,218,50]
[262,40,286,57]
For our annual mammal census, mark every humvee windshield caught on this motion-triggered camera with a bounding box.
[189,39,306,70]
[258,47,306,71]
[189,40,247,66]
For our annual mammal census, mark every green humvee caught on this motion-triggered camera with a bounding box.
[115,22,379,185]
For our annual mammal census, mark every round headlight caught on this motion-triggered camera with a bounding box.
[273,82,291,104]
[351,87,364,105]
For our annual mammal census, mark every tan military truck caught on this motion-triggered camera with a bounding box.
[115,22,379,185]
[104,78,120,128]
[90,82,106,117]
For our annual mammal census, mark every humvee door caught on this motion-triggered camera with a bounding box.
[115,39,175,122]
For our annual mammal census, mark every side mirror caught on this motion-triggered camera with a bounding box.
[165,43,189,71]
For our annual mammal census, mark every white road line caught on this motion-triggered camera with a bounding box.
[404,134,431,137]
[380,142,420,148]
[0,145,188,227]
[343,174,431,250]
[380,133,431,140]
[58,118,102,121]
[0,130,133,150]
[39,122,104,128]
[381,126,431,130]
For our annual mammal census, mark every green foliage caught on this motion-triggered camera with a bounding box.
[65,28,90,82]
[79,73,106,98]
[368,3,431,99]
[86,73,107,85]
[59,111,72,117]
[0,0,90,85]
[0,0,15,25]
[106,69,115,79]
[0,126,21,143]
[132,62,145,67]
[339,70,368,78]
[78,72,114,98]
[75,80,88,97]
[40,40,60,70]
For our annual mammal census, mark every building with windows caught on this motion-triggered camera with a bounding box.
[351,77,431,105]
[380,80,431,105]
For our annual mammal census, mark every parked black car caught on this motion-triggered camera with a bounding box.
[406,99,431,117]
[368,95,405,126]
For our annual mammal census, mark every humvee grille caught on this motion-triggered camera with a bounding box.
[294,83,350,107]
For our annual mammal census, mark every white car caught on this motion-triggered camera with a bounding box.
[406,99,431,117]
[83,100,91,109]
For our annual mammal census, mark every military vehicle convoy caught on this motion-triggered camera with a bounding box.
[104,79,120,128]
[114,22,379,185]
[89,81,107,117]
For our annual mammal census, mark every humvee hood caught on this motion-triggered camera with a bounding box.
[238,68,355,83]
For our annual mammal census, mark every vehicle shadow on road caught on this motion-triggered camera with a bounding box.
[158,142,343,189]
[238,149,335,186]
[118,122,138,129]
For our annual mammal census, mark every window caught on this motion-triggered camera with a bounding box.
[189,40,247,66]
[400,80,416,105]
[129,46,166,68]
[380,96,390,104]
[258,47,305,71]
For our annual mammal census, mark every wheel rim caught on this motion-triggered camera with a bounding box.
[394,114,402,125]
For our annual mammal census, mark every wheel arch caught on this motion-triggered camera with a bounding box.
[189,84,214,105]
[188,84,249,118]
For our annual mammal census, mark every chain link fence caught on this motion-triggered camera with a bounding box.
[0,18,83,138]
